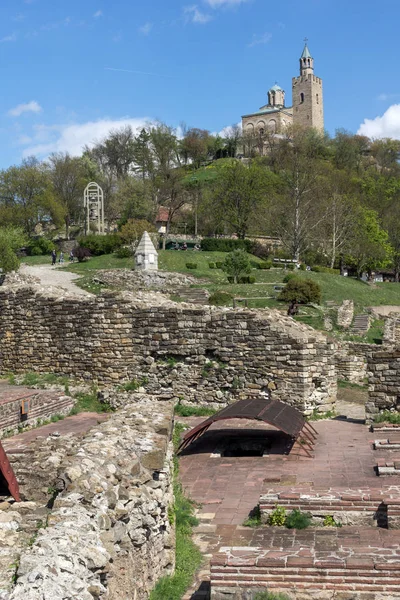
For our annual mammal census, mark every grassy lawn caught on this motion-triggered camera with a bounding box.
[21,255,53,266]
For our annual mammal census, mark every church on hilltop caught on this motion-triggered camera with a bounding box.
[241,41,324,136]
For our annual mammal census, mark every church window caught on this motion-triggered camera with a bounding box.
[267,120,276,133]
[300,93,304,104]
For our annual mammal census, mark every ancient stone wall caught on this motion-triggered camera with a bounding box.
[6,396,175,600]
[335,341,376,385]
[367,349,400,421]
[336,299,354,328]
[383,313,400,345]
[0,286,337,414]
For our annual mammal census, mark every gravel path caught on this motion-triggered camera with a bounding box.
[20,264,92,296]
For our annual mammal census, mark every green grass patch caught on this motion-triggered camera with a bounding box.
[338,379,368,390]
[308,409,336,421]
[374,411,400,424]
[174,404,216,417]
[21,255,52,266]
[150,422,202,600]
[69,392,114,415]
[243,506,262,528]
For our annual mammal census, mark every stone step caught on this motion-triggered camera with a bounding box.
[175,287,209,305]
[211,527,400,599]
[351,313,370,334]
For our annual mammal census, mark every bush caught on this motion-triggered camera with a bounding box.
[73,246,91,263]
[215,261,224,269]
[115,246,132,258]
[258,260,272,270]
[238,275,256,284]
[0,239,20,273]
[78,234,122,256]
[285,509,312,530]
[279,278,322,304]
[222,249,251,283]
[209,291,233,306]
[186,262,197,269]
[201,238,252,252]
[286,263,295,270]
[374,411,400,424]
[28,237,55,256]
[249,241,270,260]
[208,262,216,269]
[267,505,287,527]
[299,263,306,271]
[283,273,298,283]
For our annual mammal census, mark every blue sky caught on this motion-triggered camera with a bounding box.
[0,0,399,168]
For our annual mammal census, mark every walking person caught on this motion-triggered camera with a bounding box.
[51,249,57,266]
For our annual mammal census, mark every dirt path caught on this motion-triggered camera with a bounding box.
[20,264,92,296]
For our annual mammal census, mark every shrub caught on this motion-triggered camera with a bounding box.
[222,249,251,283]
[259,260,272,270]
[208,262,216,269]
[73,246,91,263]
[267,505,287,527]
[299,263,306,271]
[215,261,224,269]
[115,246,132,258]
[249,241,270,260]
[28,237,55,256]
[200,238,252,252]
[285,509,312,530]
[323,515,341,527]
[78,234,122,256]
[286,263,295,270]
[0,239,20,273]
[374,411,400,424]
[209,291,233,306]
[186,262,197,269]
[279,278,322,304]
[238,275,256,284]
[283,273,298,283]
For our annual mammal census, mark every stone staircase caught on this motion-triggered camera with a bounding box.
[351,313,370,335]
[175,287,209,305]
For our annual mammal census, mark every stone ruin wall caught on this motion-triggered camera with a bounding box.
[2,396,175,600]
[383,312,400,346]
[335,341,377,385]
[367,349,400,422]
[0,286,337,414]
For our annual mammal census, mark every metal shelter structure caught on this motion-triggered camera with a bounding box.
[178,396,318,457]
[83,182,105,235]
[0,441,21,501]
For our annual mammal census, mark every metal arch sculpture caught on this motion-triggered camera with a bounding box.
[177,396,318,457]
[83,182,105,236]
[0,441,21,501]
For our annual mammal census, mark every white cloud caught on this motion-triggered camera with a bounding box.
[20,117,151,158]
[205,0,249,7]
[1,33,17,43]
[358,104,400,139]
[139,22,153,34]
[93,10,103,18]
[248,32,272,47]
[8,101,42,117]
[184,5,212,24]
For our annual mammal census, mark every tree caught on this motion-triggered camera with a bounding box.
[0,158,62,235]
[222,249,251,283]
[47,153,87,239]
[0,238,19,273]
[279,278,321,304]
[179,128,211,168]
[132,128,154,182]
[119,219,156,247]
[346,208,393,278]
[212,160,274,239]
[222,124,242,158]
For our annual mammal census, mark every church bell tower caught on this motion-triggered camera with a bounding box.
[292,40,324,132]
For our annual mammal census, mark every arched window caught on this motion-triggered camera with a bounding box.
[308,59,310,66]
[267,119,276,133]
[300,92,305,104]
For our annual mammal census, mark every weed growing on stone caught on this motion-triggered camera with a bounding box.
[323,515,342,528]
[337,379,368,390]
[285,509,312,530]
[267,505,287,527]
[118,377,149,392]
[70,391,113,415]
[374,410,400,424]
[243,506,262,528]
[308,409,336,421]
[174,404,216,418]
[150,422,202,600]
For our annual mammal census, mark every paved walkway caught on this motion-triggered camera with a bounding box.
[20,264,92,296]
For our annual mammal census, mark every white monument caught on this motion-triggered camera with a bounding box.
[83,182,105,235]
[134,231,158,271]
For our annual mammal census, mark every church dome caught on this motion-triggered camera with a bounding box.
[270,84,283,92]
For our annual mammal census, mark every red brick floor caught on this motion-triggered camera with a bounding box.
[3,412,109,452]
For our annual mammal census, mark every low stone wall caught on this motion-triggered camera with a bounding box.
[5,396,175,600]
[367,350,400,421]
[0,286,337,414]
[335,341,376,385]
[337,299,354,328]
[0,388,74,438]
[260,489,400,528]
[383,313,400,345]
